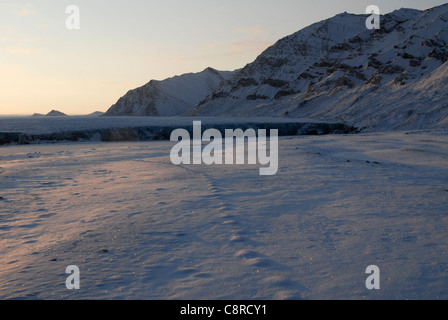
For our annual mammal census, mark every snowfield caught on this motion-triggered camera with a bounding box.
[1,130,447,299]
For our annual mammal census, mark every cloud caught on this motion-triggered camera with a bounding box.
[14,4,36,17]
[233,26,269,36]
[226,25,273,55]
[207,39,274,57]
[161,39,273,66]
[7,46,34,55]
[3,36,42,55]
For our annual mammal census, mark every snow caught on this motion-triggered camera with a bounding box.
[105,68,235,117]
[190,4,448,132]
[1,130,447,299]
[1,3,447,302]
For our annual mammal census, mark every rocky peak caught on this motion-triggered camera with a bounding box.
[189,4,448,130]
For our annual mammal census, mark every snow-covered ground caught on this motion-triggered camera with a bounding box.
[0,130,447,299]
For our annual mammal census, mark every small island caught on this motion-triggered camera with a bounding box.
[32,110,68,117]
[46,110,68,116]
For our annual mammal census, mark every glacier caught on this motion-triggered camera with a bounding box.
[0,116,357,146]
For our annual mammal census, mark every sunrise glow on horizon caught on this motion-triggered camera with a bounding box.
[1,0,446,116]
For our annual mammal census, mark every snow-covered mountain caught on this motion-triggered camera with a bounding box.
[105,67,234,116]
[189,4,448,130]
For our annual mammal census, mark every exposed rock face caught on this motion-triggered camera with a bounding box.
[46,110,68,116]
[104,68,234,117]
[100,128,139,142]
[188,4,448,131]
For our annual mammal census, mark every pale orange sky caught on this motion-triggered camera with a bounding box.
[1,0,446,115]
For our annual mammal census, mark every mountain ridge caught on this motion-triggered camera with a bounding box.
[105,4,448,131]
[188,4,448,130]
[105,67,234,117]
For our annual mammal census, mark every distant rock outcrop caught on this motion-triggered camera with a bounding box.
[88,111,105,116]
[46,110,68,117]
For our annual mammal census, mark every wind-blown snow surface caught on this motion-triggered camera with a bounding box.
[1,131,447,299]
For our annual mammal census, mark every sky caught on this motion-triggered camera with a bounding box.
[0,0,446,115]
